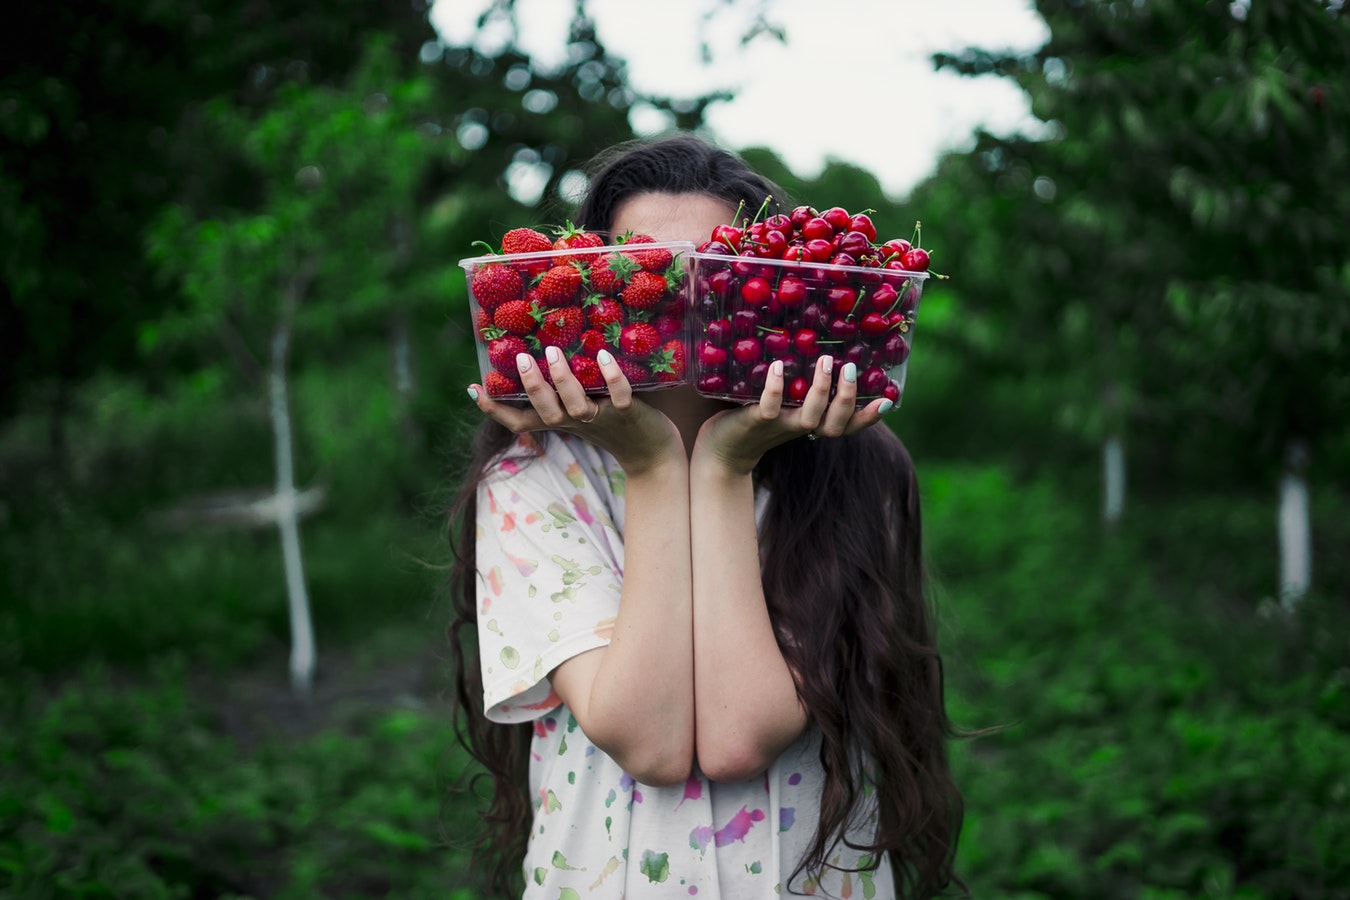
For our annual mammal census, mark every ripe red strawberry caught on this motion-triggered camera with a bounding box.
[501,227,552,256]
[587,253,637,295]
[650,339,687,382]
[619,322,661,358]
[484,370,521,397]
[487,335,529,374]
[475,308,493,338]
[493,299,538,335]
[577,328,610,357]
[537,307,584,348]
[586,296,626,330]
[620,270,669,310]
[616,358,650,385]
[471,263,523,312]
[552,221,605,265]
[651,312,683,340]
[569,355,605,391]
[537,265,582,307]
[620,233,674,271]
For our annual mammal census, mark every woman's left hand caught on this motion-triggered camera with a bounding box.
[692,354,893,476]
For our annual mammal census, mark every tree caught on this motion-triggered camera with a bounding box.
[926,0,1350,597]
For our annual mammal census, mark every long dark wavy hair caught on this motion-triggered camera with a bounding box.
[445,133,966,898]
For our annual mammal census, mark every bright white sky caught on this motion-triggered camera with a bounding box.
[431,0,1049,198]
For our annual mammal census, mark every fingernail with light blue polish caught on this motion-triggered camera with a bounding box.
[597,349,614,366]
[467,386,480,402]
[878,398,895,414]
[842,362,857,384]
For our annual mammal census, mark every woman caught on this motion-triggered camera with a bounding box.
[447,133,964,898]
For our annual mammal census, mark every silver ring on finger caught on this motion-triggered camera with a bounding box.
[807,431,819,441]
[576,401,601,424]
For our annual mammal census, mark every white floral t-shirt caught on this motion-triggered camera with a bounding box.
[476,431,894,899]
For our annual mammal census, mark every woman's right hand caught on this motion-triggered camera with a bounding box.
[468,347,685,478]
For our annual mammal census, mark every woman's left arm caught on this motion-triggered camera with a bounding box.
[688,355,890,782]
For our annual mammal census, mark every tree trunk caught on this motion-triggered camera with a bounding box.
[1278,438,1311,612]
[270,263,317,694]
[1102,433,1126,526]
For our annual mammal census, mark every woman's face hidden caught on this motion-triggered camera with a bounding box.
[610,192,734,245]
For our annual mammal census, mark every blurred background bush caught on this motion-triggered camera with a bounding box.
[2,0,1347,896]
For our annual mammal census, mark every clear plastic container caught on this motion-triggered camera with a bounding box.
[687,251,927,408]
[460,241,696,399]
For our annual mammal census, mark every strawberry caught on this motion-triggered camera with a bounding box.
[577,328,610,357]
[501,227,553,256]
[552,221,605,265]
[619,322,661,358]
[620,270,669,310]
[475,307,494,338]
[537,307,584,349]
[651,312,683,340]
[586,296,626,331]
[650,338,687,382]
[536,265,582,308]
[471,263,523,312]
[620,233,674,271]
[493,299,539,336]
[569,355,605,391]
[587,252,637,295]
[487,335,529,375]
[484,370,521,397]
[616,358,650,384]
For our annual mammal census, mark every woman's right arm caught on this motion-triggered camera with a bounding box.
[471,347,695,787]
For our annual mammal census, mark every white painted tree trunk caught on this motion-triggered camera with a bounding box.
[1278,439,1312,612]
[270,318,316,694]
[1102,433,1126,526]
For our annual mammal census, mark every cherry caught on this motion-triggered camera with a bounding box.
[826,285,859,315]
[777,275,808,308]
[881,331,910,366]
[787,377,811,404]
[782,244,811,263]
[732,308,760,337]
[868,283,899,312]
[741,276,772,305]
[828,316,859,341]
[731,337,762,365]
[705,317,733,348]
[747,360,771,389]
[838,230,871,258]
[841,343,872,367]
[763,330,793,359]
[789,205,819,230]
[709,269,735,299]
[900,284,921,315]
[697,373,730,394]
[697,340,729,370]
[859,312,889,338]
[858,365,889,397]
[901,248,930,272]
[711,224,743,251]
[793,328,820,357]
[883,381,901,403]
[802,217,833,242]
[764,213,792,233]
[804,238,834,262]
[848,213,877,243]
[880,238,911,263]
[821,206,852,232]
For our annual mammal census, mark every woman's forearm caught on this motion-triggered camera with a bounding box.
[553,456,695,785]
[689,456,807,782]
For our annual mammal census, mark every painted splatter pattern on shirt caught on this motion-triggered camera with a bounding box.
[477,432,894,898]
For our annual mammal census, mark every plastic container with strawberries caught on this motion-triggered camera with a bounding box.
[688,250,927,408]
[460,237,696,399]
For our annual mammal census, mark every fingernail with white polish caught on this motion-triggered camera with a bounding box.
[545,345,561,364]
[467,386,480,402]
[772,359,784,377]
[843,362,857,384]
[597,349,614,366]
[516,353,532,373]
[879,398,895,414]
[821,355,833,374]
